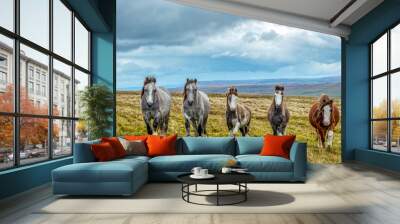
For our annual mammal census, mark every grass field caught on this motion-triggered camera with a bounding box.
[117,91,341,164]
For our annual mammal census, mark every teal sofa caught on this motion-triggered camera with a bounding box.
[52,137,307,196]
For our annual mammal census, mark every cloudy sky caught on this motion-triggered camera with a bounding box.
[117,0,341,90]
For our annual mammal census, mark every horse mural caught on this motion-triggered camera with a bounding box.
[141,76,171,135]
[182,78,210,136]
[267,85,290,136]
[309,94,340,149]
[226,86,252,136]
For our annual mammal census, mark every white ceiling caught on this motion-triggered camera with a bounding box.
[169,0,384,38]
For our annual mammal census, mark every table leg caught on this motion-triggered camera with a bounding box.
[245,183,247,201]
[217,184,219,206]
[195,184,198,192]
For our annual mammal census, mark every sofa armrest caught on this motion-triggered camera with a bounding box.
[289,142,307,182]
[73,140,100,163]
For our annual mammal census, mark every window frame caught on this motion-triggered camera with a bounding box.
[370,20,400,154]
[0,0,92,171]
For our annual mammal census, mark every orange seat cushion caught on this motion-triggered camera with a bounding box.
[101,137,127,158]
[260,134,296,159]
[91,142,118,162]
[146,135,177,157]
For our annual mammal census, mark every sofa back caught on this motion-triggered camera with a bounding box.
[177,137,236,155]
[235,137,263,155]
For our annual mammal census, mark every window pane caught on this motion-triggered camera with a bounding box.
[20,117,49,165]
[0,116,13,170]
[372,33,387,76]
[53,59,72,117]
[372,76,387,119]
[391,72,400,118]
[391,24,400,70]
[391,120,400,153]
[20,44,49,115]
[0,35,14,112]
[74,69,89,118]
[75,120,88,143]
[372,121,388,151]
[53,0,72,60]
[0,0,14,31]
[20,0,49,49]
[74,18,89,70]
[53,119,72,157]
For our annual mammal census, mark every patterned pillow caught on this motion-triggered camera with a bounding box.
[119,138,147,156]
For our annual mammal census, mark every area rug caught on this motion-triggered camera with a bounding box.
[37,183,362,214]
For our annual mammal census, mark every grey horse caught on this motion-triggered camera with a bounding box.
[141,76,171,135]
[226,86,251,136]
[267,85,290,136]
[182,78,210,136]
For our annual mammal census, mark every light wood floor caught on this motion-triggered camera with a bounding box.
[1,162,400,224]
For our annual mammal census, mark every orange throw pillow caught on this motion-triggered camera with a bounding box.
[124,135,148,141]
[146,135,177,157]
[91,142,117,162]
[260,134,296,159]
[101,137,127,158]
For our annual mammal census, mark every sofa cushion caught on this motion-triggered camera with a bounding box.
[91,142,118,161]
[147,135,177,157]
[236,137,263,155]
[101,137,127,158]
[149,154,235,172]
[53,159,147,183]
[260,135,296,159]
[177,137,236,155]
[74,140,100,163]
[236,155,293,172]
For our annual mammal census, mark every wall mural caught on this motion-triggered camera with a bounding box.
[116,0,341,163]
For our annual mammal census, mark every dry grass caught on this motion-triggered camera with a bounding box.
[117,91,342,164]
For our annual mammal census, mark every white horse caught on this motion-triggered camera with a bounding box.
[182,78,210,136]
[141,76,171,135]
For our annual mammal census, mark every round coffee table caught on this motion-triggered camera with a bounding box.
[177,173,255,206]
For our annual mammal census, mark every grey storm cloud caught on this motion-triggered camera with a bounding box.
[117,0,244,51]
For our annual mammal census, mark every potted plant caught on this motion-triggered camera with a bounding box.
[79,84,114,140]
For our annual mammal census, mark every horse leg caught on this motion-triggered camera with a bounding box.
[191,120,198,136]
[185,118,191,136]
[162,114,169,135]
[244,125,250,136]
[152,113,160,135]
[239,127,245,136]
[232,122,240,136]
[327,129,334,149]
[144,116,153,135]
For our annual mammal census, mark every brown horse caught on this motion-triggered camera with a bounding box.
[226,86,251,136]
[309,94,340,149]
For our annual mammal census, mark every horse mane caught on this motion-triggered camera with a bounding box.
[183,78,197,101]
[141,76,156,97]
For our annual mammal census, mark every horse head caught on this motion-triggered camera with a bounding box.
[184,78,198,106]
[274,85,285,108]
[318,94,334,127]
[226,86,238,112]
[141,76,157,107]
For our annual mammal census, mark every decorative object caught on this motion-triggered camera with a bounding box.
[90,142,117,161]
[101,137,126,158]
[260,134,296,159]
[119,138,147,156]
[79,84,114,140]
[146,134,177,157]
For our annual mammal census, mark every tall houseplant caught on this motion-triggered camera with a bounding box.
[79,84,114,140]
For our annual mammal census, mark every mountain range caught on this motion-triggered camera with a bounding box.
[166,76,341,96]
